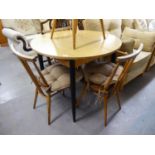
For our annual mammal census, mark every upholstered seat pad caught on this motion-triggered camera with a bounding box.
[41,63,83,91]
[84,62,123,85]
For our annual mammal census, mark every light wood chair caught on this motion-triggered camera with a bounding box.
[81,44,143,126]
[6,38,82,125]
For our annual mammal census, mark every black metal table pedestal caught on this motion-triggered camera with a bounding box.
[38,55,44,70]
[69,60,76,122]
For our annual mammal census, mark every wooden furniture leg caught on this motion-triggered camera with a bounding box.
[33,88,38,109]
[46,95,51,125]
[72,19,78,49]
[100,19,106,40]
[103,92,108,127]
[51,19,57,39]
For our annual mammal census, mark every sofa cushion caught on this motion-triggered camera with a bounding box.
[134,19,148,31]
[120,38,135,53]
[129,50,151,72]
[1,19,41,35]
[122,19,134,31]
[125,50,151,83]
[148,20,155,31]
[122,27,155,52]
[83,19,122,38]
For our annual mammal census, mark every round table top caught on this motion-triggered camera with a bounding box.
[30,30,122,60]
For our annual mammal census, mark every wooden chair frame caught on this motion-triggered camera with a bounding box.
[80,44,143,126]
[51,19,106,49]
[9,42,70,125]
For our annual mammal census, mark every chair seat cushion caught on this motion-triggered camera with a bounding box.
[41,63,83,91]
[84,61,123,85]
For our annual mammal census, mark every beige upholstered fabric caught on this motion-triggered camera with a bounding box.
[84,61,123,85]
[150,55,155,66]
[120,38,135,53]
[83,19,122,38]
[122,19,135,31]
[125,50,151,83]
[122,27,155,52]
[134,19,148,31]
[148,20,155,31]
[41,63,83,91]
[1,19,41,35]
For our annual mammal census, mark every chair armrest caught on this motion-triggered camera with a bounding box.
[116,50,128,56]
[40,19,52,34]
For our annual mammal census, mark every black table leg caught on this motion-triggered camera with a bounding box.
[38,55,44,70]
[69,60,76,122]
[111,53,116,63]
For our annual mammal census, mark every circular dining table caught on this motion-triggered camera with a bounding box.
[30,30,122,122]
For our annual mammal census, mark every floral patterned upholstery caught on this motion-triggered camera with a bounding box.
[1,19,41,35]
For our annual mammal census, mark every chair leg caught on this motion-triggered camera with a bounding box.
[103,93,108,127]
[47,57,52,65]
[33,88,38,109]
[46,95,51,125]
[115,90,121,110]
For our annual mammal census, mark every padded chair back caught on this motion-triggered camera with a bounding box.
[2,28,31,51]
[3,29,49,96]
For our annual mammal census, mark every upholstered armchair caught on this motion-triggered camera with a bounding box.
[1,19,54,69]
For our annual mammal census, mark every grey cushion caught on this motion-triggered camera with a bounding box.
[41,63,83,91]
[84,61,123,85]
[120,38,135,53]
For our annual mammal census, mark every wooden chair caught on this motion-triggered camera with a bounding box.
[81,44,143,126]
[51,19,106,49]
[5,36,83,125]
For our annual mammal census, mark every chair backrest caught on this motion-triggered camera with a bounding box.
[2,28,32,51]
[104,43,143,90]
[3,28,49,96]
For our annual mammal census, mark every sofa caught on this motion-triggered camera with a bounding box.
[83,19,155,84]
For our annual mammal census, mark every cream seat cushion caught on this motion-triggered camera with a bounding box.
[41,63,83,91]
[122,27,155,52]
[129,50,151,71]
[84,61,123,85]
[125,50,151,83]
[83,19,122,38]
